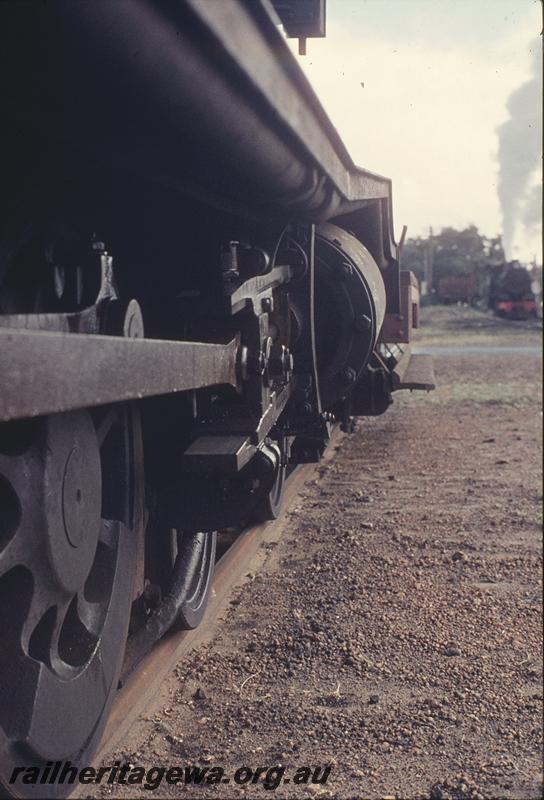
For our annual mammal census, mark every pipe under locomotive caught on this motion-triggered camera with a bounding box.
[0,1,434,795]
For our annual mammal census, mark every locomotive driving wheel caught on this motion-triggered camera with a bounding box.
[0,219,145,795]
[0,403,143,797]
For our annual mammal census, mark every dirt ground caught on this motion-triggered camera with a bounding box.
[96,306,542,800]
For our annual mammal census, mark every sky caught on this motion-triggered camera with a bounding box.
[289,0,542,263]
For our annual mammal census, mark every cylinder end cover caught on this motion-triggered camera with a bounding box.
[314,222,386,410]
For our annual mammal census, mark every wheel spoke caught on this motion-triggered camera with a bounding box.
[76,592,103,638]
[24,596,69,668]
[0,454,34,554]
[21,592,49,653]
[0,515,43,579]
[99,518,128,549]
[0,528,25,577]
[0,453,30,490]
[50,594,98,674]
[0,450,43,575]
[49,597,71,653]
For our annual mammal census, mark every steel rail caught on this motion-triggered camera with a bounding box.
[0,330,238,421]
[76,429,342,786]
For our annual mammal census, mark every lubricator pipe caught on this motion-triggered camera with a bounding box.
[123,532,215,675]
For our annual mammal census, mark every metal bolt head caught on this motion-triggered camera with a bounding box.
[341,366,357,384]
[354,314,372,332]
[261,297,273,313]
[269,344,293,385]
[340,261,353,279]
[123,299,145,339]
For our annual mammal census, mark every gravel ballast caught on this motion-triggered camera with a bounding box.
[96,307,542,800]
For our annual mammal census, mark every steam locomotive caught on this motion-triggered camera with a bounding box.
[487,261,537,319]
[0,1,434,795]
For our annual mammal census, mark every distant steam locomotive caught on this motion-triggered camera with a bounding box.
[435,261,538,320]
[487,261,537,319]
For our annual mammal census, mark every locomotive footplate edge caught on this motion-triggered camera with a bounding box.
[391,345,436,392]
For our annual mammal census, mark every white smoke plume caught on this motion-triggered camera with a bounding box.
[497,41,542,258]
[521,183,542,230]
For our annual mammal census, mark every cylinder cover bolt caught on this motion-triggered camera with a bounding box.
[354,314,372,331]
[339,260,353,279]
[341,366,356,384]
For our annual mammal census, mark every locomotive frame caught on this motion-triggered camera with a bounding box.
[0,1,434,795]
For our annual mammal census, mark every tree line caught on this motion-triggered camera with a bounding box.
[400,225,506,296]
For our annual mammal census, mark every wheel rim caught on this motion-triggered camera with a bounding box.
[0,405,141,795]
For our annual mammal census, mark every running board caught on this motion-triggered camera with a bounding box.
[392,348,435,391]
